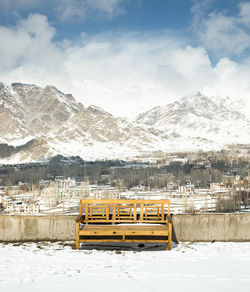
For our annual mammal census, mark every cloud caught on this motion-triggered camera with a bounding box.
[190,0,213,32]
[55,0,87,21]
[191,1,250,56]
[0,14,69,85]
[238,2,250,26]
[0,13,250,117]
[0,0,126,21]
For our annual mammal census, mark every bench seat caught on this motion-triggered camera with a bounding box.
[80,224,169,235]
[79,225,169,243]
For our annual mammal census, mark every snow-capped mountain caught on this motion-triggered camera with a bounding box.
[136,92,250,149]
[0,82,84,144]
[0,82,162,163]
[0,82,249,164]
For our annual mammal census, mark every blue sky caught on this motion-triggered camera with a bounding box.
[0,0,245,46]
[0,0,250,116]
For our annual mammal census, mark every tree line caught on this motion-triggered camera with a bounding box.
[0,155,249,189]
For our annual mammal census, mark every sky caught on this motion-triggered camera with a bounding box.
[1,0,250,116]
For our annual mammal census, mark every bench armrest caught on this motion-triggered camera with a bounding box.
[75,215,82,223]
[167,215,172,223]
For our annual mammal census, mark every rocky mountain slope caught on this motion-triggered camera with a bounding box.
[0,82,162,163]
[0,83,249,163]
[136,92,250,150]
[0,82,84,144]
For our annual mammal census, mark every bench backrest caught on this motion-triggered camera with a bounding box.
[79,199,170,223]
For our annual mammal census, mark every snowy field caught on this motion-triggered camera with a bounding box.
[1,242,250,292]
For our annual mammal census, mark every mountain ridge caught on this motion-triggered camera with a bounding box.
[135,92,250,147]
[0,82,249,163]
[0,82,162,163]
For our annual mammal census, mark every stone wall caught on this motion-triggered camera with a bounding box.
[1,213,250,242]
[0,215,75,241]
[172,213,250,242]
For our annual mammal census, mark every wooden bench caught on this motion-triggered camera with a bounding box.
[75,199,172,250]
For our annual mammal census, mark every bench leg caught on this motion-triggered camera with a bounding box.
[168,223,172,250]
[76,222,80,250]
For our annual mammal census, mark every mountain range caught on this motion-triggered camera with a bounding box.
[136,92,250,150]
[0,82,249,163]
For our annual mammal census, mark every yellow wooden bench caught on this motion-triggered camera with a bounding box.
[75,199,172,250]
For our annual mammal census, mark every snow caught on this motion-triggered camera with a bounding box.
[1,83,250,163]
[0,136,34,147]
[136,92,250,148]
[1,241,250,292]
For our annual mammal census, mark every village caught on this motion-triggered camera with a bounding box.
[1,145,250,216]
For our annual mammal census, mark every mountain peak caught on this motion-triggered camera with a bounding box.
[87,105,111,116]
[0,81,162,163]
[0,81,85,145]
[44,84,63,94]
[11,82,40,90]
[1,81,250,163]
[136,93,250,147]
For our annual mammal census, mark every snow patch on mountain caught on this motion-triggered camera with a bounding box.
[0,83,249,164]
[0,82,164,163]
[136,92,250,147]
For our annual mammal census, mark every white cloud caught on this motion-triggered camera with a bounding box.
[238,2,250,26]
[56,0,87,21]
[192,1,250,56]
[205,57,250,99]
[190,0,213,32]
[0,13,250,117]
[0,14,69,86]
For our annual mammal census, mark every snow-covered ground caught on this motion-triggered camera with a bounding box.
[1,242,250,292]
